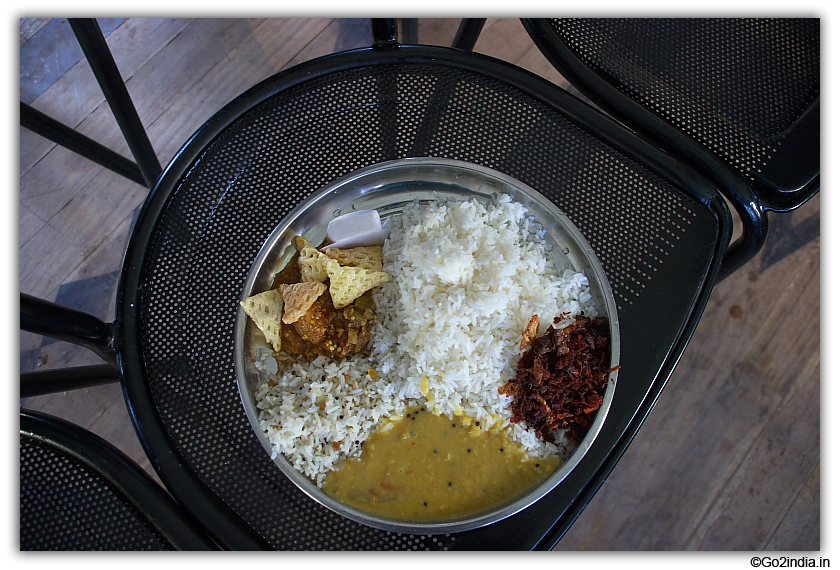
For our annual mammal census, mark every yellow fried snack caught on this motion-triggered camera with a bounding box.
[321,246,383,272]
[281,282,328,324]
[292,235,313,252]
[327,264,389,309]
[298,246,340,283]
[240,288,285,352]
[520,314,540,350]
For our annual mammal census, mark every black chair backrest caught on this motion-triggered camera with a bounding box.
[20,409,218,550]
[523,18,819,278]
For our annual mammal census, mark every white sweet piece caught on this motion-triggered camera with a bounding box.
[325,210,387,248]
[324,229,390,249]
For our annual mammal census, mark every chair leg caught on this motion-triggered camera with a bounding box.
[20,293,118,368]
[370,18,398,48]
[21,364,122,398]
[68,18,161,189]
[452,18,486,51]
[20,102,146,186]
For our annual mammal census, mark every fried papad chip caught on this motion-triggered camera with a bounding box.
[327,264,389,309]
[281,282,328,324]
[298,246,339,283]
[521,314,540,350]
[321,246,383,272]
[292,235,313,252]
[240,288,285,352]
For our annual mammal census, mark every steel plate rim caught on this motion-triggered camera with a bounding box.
[234,157,619,534]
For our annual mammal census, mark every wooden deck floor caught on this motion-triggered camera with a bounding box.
[19,18,820,551]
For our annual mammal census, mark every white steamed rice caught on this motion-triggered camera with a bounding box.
[253,194,597,486]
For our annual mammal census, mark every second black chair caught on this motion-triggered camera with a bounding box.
[523,17,820,280]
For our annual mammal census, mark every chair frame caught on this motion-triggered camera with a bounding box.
[21,408,219,550]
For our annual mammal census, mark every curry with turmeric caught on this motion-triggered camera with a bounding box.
[322,406,561,521]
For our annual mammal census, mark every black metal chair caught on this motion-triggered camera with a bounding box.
[19,18,216,550]
[20,408,218,550]
[522,18,820,281]
[21,18,733,549]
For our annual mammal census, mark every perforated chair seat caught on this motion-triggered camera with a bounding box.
[527,18,818,205]
[116,45,731,549]
[20,409,217,550]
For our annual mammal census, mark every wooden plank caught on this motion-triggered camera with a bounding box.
[67,18,263,162]
[64,214,133,291]
[144,18,334,168]
[24,216,132,362]
[47,168,145,259]
[21,18,89,104]
[20,330,44,355]
[19,18,51,44]
[283,18,370,69]
[20,142,118,224]
[22,19,185,179]
[208,18,334,85]
[19,125,53,178]
[689,349,819,549]
[316,18,372,54]
[20,19,126,104]
[33,338,104,373]
[19,193,136,351]
[765,462,820,551]
[20,20,190,215]
[21,169,137,313]
[19,221,87,301]
[416,18,462,46]
[473,18,533,65]
[65,214,134,330]
[23,19,190,175]
[105,18,192,83]
[119,18,266,122]
[30,18,189,129]
[19,201,45,248]
[72,18,336,166]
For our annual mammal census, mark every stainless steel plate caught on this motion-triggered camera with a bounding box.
[234,157,620,534]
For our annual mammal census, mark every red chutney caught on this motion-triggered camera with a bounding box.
[499,315,617,445]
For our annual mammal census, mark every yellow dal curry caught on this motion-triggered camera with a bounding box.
[323,406,561,521]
